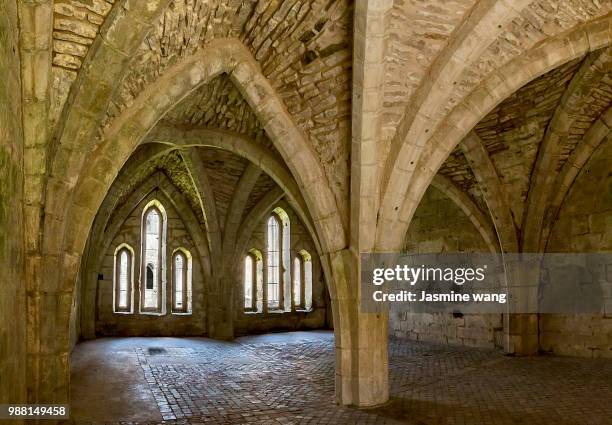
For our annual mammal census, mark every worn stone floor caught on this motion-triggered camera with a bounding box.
[70,331,612,424]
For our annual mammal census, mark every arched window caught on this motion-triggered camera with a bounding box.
[140,200,166,314]
[265,207,291,311]
[244,249,263,313]
[267,215,281,309]
[294,250,313,311]
[293,256,301,309]
[172,248,192,314]
[114,244,134,313]
[244,254,255,310]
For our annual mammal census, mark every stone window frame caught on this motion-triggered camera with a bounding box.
[244,252,257,312]
[171,248,192,315]
[293,249,313,312]
[266,213,283,310]
[139,199,167,316]
[265,207,291,312]
[244,248,264,314]
[113,243,135,314]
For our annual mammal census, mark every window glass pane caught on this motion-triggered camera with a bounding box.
[267,216,280,308]
[305,259,313,310]
[144,209,160,309]
[244,255,253,309]
[293,257,301,307]
[256,256,264,312]
[175,254,184,309]
[146,264,154,289]
[118,250,129,308]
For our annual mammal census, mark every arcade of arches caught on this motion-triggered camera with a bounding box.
[0,0,611,423]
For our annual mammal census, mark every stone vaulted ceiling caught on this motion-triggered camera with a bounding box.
[436,45,611,245]
[105,148,206,227]
[104,0,351,218]
[47,0,612,254]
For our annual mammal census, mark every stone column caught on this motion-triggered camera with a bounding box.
[0,0,27,411]
[207,275,234,340]
[330,250,388,407]
[504,314,539,355]
[503,256,540,355]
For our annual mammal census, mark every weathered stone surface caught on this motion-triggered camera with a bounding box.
[0,0,26,408]
[52,1,114,69]
[382,0,477,145]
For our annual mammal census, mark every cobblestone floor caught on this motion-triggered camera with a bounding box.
[70,331,612,424]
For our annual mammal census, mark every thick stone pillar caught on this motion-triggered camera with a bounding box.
[27,252,75,405]
[504,314,539,355]
[330,250,388,407]
[207,276,234,340]
[503,257,540,355]
[0,0,27,412]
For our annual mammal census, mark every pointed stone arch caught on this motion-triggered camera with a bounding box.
[377,16,612,252]
[61,38,343,268]
[541,107,612,251]
[38,36,350,406]
[145,125,313,236]
[523,47,612,252]
[460,132,518,253]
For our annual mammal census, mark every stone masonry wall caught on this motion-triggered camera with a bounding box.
[95,192,207,336]
[0,0,26,408]
[390,186,504,349]
[543,138,612,358]
[234,200,329,335]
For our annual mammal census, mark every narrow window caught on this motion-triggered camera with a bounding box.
[304,255,313,310]
[293,256,302,309]
[119,251,129,307]
[146,263,154,289]
[244,255,254,310]
[114,245,133,313]
[267,215,280,309]
[295,250,313,311]
[174,254,184,309]
[172,249,192,314]
[140,201,166,314]
[245,248,263,313]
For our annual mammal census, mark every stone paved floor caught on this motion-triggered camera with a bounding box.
[70,331,612,424]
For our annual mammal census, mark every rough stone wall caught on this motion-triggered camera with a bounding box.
[234,200,328,335]
[404,186,491,254]
[0,0,26,407]
[95,193,207,336]
[51,0,115,127]
[542,138,612,358]
[390,186,504,349]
